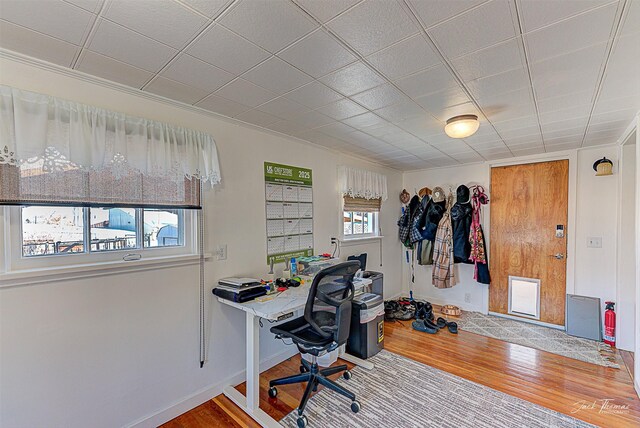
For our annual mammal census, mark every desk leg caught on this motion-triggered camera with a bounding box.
[222,312,280,428]
[339,349,375,370]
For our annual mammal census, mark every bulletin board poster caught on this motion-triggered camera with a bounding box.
[264,162,314,264]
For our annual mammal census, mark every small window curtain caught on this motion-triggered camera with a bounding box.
[338,166,387,212]
[0,86,221,208]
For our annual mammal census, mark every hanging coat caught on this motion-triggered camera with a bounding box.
[469,186,491,284]
[432,193,455,288]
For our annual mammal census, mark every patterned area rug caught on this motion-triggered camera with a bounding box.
[457,312,618,368]
[280,350,594,428]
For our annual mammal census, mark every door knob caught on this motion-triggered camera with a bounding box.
[550,253,564,259]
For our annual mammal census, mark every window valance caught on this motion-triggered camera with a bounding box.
[0,86,221,208]
[338,166,388,201]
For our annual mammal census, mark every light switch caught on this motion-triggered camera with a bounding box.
[587,237,602,248]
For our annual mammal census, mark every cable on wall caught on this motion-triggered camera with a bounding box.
[198,181,206,368]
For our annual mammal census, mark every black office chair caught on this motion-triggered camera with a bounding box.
[268,261,361,428]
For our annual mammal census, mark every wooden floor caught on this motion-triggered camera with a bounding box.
[163,319,639,428]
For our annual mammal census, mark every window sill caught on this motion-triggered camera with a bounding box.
[339,236,384,246]
[0,253,212,288]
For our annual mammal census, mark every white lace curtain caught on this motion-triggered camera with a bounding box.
[0,86,221,208]
[338,166,388,201]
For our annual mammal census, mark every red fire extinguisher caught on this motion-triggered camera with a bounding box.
[604,301,616,347]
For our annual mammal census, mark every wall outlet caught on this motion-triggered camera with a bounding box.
[587,237,602,248]
[215,244,227,260]
[464,293,471,303]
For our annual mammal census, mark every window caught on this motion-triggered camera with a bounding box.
[20,206,185,258]
[343,211,378,239]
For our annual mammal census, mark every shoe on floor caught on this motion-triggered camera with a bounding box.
[447,321,458,334]
[411,319,438,334]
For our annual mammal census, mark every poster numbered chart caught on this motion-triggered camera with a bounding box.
[265,162,313,264]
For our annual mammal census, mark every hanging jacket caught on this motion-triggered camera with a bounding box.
[451,202,473,263]
[469,185,491,285]
[432,192,455,288]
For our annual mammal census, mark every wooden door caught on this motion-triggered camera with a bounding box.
[489,160,569,326]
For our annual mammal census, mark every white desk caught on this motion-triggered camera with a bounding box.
[216,278,373,428]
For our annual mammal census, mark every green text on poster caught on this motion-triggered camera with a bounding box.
[264,162,312,186]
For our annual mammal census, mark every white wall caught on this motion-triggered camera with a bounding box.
[617,139,636,352]
[401,146,625,338]
[0,57,403,428]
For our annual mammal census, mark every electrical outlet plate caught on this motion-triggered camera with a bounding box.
[216,244,227,260]
[587,237,602,248]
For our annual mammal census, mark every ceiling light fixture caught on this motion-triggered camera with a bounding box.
[444,114,479,139]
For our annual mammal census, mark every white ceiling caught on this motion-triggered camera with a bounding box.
[0,0,638,170]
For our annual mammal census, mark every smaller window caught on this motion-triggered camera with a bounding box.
[21,206,84,257]
[343,211,378,239]
[90,207,138,252]
[143,208,183,248]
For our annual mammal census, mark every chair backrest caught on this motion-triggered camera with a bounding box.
[304,261,360,345]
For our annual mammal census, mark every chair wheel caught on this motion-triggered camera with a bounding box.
[300,364,308,373]
[351,400,361,413]
[268,387,277,398]
[343,370,352,380]
[296,415,308,428]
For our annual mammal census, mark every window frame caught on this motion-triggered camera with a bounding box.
[342,210,379,240]
[4,205,196,272]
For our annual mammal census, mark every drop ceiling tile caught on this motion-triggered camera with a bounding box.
[538,104,591,124]
[180,0,230,18]
[519,0,613,32]
[394,64,459,98]
[295,0,361,23]
[0,19,78,67]
[195,94,252,117]
[290,110,335,128]
[542,126,587,141]
[501,133,543,146]
[315,122,356,138]
[215,79,277,107]
[591,106,639,124]
[395,116,443,137]
[451,38,525,82]
[485,102,537,123]
[327,0,419,56]
[415,86,471,115]
[284,82,343,109]
[162,54,234,92]
[66,0,102,13]
[187,24,270,75]
[463,129,504,145]
[265,119,307,135]
[374,100,425,122]
[235,109,281,127]
[342,112,386,129]
[145,77,210,104]
[476,87,533,111]
[256,97,311,119]
[320,62,386,96]
[0,0,94,45]
[278,29,357,77]
[407,0,486,29]
[428,0,517,59]
[316,98,367,120]
[435,102,483,123]
[350,84,411,110]
[88,19,177,72]
[492,115,540,132]
[466,67,531,99]
[77,50,153,88]
[365,34,441,80]
[525,3,617,63]
[104,0,207,49]
[452,152,485,163]
[587,119,631,134]
[530,42,607,85]
[219,0,316,53]
[537,90,595,113]
[242,56,312,94]
[510,146,546,157]
[620,0,640,36]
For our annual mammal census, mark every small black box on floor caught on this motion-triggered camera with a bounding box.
[347,293,384,359]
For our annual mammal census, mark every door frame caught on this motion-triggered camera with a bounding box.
[484,151,578,328]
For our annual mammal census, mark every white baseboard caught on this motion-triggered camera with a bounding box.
[126,347,298,428]
[488,311,565,330]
